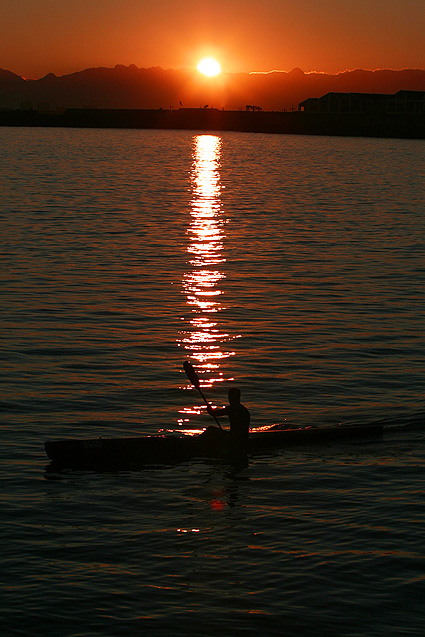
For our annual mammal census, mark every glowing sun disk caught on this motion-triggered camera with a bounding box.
[197,57,221,77]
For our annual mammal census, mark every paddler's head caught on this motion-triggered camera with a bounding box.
[228,387,241,405]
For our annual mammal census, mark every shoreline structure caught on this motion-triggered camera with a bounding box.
[1,106,424,139]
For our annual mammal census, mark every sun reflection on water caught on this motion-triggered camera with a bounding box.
[178,135,239,411]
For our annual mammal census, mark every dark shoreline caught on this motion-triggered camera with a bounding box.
[1,107,424,139]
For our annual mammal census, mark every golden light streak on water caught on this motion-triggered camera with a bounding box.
[178,135,239,414]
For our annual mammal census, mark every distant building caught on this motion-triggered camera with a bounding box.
[37,102,50,113]
[299,91,425,114]
[387,91,425,114]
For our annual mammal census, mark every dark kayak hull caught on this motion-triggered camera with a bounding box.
[45,424,383,470]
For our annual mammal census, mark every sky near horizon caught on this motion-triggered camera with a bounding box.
[2,0,424,79]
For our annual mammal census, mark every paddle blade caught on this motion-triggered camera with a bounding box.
[183,361,200,389]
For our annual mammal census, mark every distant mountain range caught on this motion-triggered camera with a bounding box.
[1,65,424,111]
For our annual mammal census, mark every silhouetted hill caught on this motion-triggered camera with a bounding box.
[1,65,424,111]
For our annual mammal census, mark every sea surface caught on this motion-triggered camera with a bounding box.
[1,126,424,636]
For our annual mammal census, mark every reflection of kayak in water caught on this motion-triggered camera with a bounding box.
[45,423,383,471]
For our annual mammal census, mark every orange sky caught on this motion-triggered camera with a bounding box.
[2,0,424,79]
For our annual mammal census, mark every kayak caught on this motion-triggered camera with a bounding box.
[44,423,383,470]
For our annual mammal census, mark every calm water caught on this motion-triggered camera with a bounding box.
[1,127,424,635]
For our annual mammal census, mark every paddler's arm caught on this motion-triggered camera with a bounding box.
[207,405,228,418]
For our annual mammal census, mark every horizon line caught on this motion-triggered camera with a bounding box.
[4,64,425,82]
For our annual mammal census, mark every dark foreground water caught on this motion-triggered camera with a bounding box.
[1,127,424,635]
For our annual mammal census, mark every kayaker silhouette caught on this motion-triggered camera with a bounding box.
[183,362,250,462]
[206,387,250,455]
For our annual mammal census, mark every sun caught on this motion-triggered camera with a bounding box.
[197,57,221,77]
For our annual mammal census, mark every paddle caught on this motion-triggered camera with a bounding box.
[183,361,223,430]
